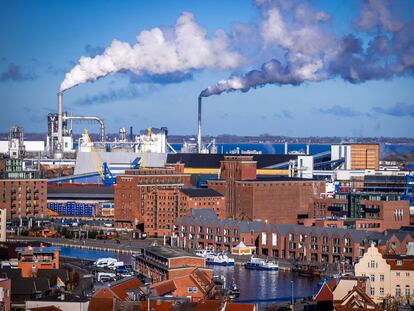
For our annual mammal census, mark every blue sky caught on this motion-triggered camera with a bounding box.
[0,0,413,137]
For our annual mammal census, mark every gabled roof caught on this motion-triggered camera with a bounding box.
[87,297,116,311]
[335,286,383,310]
[314,280,336,302]
[151,279,177,296]
[109,276,143,301]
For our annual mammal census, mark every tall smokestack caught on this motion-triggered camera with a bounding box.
[197,96,202,153]
[57,92,63,149]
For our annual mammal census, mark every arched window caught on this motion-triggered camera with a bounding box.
[395,285,401,297]
[405,285,410,297]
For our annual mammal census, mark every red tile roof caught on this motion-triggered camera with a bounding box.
[87,297,115,311]
[193,300,222,311]
[225,302,255,311]
[139,301,172,311]
[151,279,177,296]
[110,277,143,301]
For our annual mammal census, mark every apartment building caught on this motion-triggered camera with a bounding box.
[174,209,414,266]
[0,159,46,221]
[310,192,410,232]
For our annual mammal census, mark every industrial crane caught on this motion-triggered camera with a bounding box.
[83,128,115,187]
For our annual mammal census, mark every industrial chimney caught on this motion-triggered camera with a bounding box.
[54,92,63,159]
[197,96,202,153]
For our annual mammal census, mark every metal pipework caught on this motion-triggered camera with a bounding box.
[197,96,202,153]
[63,116,105,142]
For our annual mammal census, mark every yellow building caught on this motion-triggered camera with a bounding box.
[350,144,379,170]
[331,143,379,170]
[355,244,414,303]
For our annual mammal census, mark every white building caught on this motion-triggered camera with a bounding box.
[355,244,414,303]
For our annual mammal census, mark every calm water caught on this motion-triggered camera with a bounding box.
[213,265,319,303]
[57,246,319,303]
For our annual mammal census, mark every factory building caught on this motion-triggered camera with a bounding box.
[207,156,325,223]
[114,164,225,236]
[310,192,410,231]
[331,143,379,170]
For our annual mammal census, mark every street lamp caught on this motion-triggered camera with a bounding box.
[291,280,294,307]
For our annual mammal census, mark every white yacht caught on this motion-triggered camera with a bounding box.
[245,256,278,271]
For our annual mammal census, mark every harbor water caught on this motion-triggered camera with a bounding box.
[58,246,320,304]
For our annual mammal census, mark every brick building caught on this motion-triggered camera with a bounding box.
[114,164,191,235]
[173,208,414,265]
[114,164,225,236]
[1,179,47,220]
[0,158,46,221]
[207,156,325,223]
[179,188,225,219]
[134,246,212,283]
[310,192,410,231]
[173,209,265,251]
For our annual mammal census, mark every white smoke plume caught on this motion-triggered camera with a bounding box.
[60,12,242,92]
[201,0,414,98]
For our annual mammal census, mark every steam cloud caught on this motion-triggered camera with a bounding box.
[201,0,414,98]
[61,1,414,100]
[60,12,241,92]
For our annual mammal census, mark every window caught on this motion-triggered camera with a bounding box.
[405,286,410,297]
[380,288,384,297]
[406,272,410,277]
[380,274,384,282]
[396,259,402,266]
[371,274,375,282]
[396,272,400,277]
[187,287,198,293]
[396,285,401,297]
[370,287,375,296]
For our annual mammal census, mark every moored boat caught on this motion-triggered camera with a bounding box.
[205,253,235,266]
[245,256,278,270]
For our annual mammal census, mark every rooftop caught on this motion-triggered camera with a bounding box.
[30,293,89,303]
[240,176,319,182]
[144,246,199,259]
[180,188,223,198]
